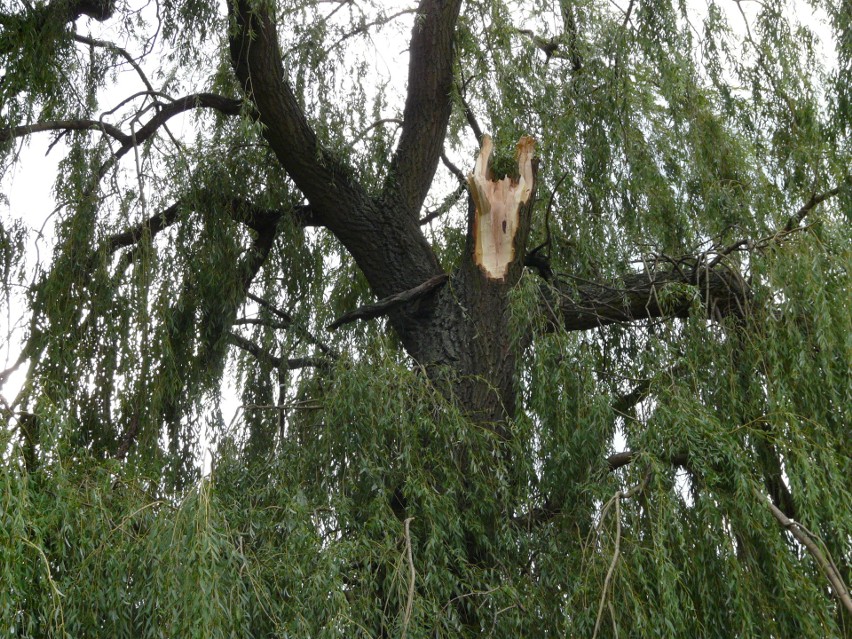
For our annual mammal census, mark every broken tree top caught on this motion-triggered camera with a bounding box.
[467,135,536,280]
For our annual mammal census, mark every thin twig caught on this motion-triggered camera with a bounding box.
[401,517,416,639]
[592,473,648,639]
[593,492,622,639]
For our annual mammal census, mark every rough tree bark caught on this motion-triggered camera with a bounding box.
[227,0,745,429]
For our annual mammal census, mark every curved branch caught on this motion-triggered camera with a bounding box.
[72,33,155,93]
[1,93,242,161]
[112,93,243,161]
[383,0,463,217]
[326,7,418,54]
[440,152,466,185]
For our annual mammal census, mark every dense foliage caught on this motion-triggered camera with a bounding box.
[0,0,850,636]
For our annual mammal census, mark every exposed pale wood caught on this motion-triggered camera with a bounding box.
[467,135,535,280]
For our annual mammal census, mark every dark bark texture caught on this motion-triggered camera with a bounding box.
[224,0,751,429]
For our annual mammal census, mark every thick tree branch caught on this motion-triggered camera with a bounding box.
[228,0,363,219]
[0,119,129,145]
[67,0,115,21]
[384,0,463,218]
[106,202,181,252]
[0,93,242,161]
[549,266,749,332]
[229,0,443,317]
[458,91,484,145]
[440,152,467,185]
[554,178,847,334]
[0,0,114,27]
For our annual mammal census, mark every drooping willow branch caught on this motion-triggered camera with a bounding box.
[709,175,851,267]
[592,472,650,639]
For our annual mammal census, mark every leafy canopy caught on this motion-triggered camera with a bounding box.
[0,0,850,636]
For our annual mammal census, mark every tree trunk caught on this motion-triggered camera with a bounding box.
[413,136,537,427]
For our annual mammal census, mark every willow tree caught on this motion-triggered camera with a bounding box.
[1,0,850,635]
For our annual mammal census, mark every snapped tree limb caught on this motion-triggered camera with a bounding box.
[468,135,536,280]
[328,274,449,330]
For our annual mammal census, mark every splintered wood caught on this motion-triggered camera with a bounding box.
[467,135,535,280]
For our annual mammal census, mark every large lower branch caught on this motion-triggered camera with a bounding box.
[544,177,849,333]
[549,267,749,332]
